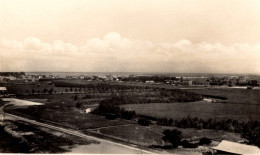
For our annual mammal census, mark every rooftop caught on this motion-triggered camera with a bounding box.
[211,140,260,155]
[0,87,7,91]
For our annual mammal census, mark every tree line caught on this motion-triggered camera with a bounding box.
[144,115,260,147]
[0,72,25,78]
[119,75,177,83]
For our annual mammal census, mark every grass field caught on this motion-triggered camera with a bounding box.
[149,125,245,142]
[5,94,132,130]
[185,88,260,105]
[121,88,260,121]
[96,124,163,146]
[121,101,260,121]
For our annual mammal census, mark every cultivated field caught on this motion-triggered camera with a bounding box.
[121,101,260,121]
[5,97,131,130]
[95,124,163,146]
[121,88,260,121]
[185,88,260,105]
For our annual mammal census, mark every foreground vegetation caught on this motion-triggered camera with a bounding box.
[0,120,96,153]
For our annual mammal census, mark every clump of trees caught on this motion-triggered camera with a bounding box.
[120,75,177,83]
[159,89,203,102]
[0,72,25,78]
[92,95,136,120]
[161,129,213,149]
[157,118,173,126]
[153,115,260,147]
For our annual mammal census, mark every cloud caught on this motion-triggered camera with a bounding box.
[24,37,42,50]
[0,39,23,51]
[0,32,260,73]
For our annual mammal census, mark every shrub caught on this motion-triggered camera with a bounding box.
[120,109,136,120]
[74,95,78,100]
[138,118,151,126]
[199,137,212,145]
[162,129,182,148]
[181,140,198,148]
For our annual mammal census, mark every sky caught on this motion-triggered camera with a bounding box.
[0,0,260,74]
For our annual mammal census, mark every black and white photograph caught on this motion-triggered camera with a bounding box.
[0,0,260,154]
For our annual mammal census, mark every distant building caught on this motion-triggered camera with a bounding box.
[228,76,239,79]
[0,87,7,97]
[85,108,92,113]
[181,80,192,86]
[211,140,260,155]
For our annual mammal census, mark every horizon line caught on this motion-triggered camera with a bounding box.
[0,71,259,76]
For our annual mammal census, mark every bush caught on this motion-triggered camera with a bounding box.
[199,137,212,145]
[138,118,151,126]
[181,140,198,148]
[157,118,173,126]
[162,129,182,148]
[120,109,136,120]
[74,95,78,100]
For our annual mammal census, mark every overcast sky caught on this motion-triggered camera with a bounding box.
[0,0,260,74]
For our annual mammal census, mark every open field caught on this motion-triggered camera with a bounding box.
[185,88,260,105]
[94,124,163,146]
[149,125,246,142]
[5,98,131,130]
[121,101,260,121]
[121,88,260,121]
[93,123,245,146]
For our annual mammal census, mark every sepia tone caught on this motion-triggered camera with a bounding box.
[0,0,260,154]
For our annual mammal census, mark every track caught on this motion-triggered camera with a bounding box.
[2,111,155,154]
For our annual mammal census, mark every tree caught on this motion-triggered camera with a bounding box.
[199,137,212,145]
[76,102,82,108]
[74,95,78,100]
[43,88,48,94]
[181,140,198,148]
[48,88,54,95]
[162,129,182,148]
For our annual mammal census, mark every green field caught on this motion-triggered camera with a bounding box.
[5,94,131,130]
[97,124,163,146]
[149,125,245,142]
[185,88,260,105]
[121,102,260,121]
[120,88,260,121]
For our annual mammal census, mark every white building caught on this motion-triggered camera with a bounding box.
[0,87,7,97]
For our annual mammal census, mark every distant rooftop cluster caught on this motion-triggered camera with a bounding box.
[0,72,259,88]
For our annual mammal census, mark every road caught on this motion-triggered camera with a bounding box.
[0,100,157,154]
